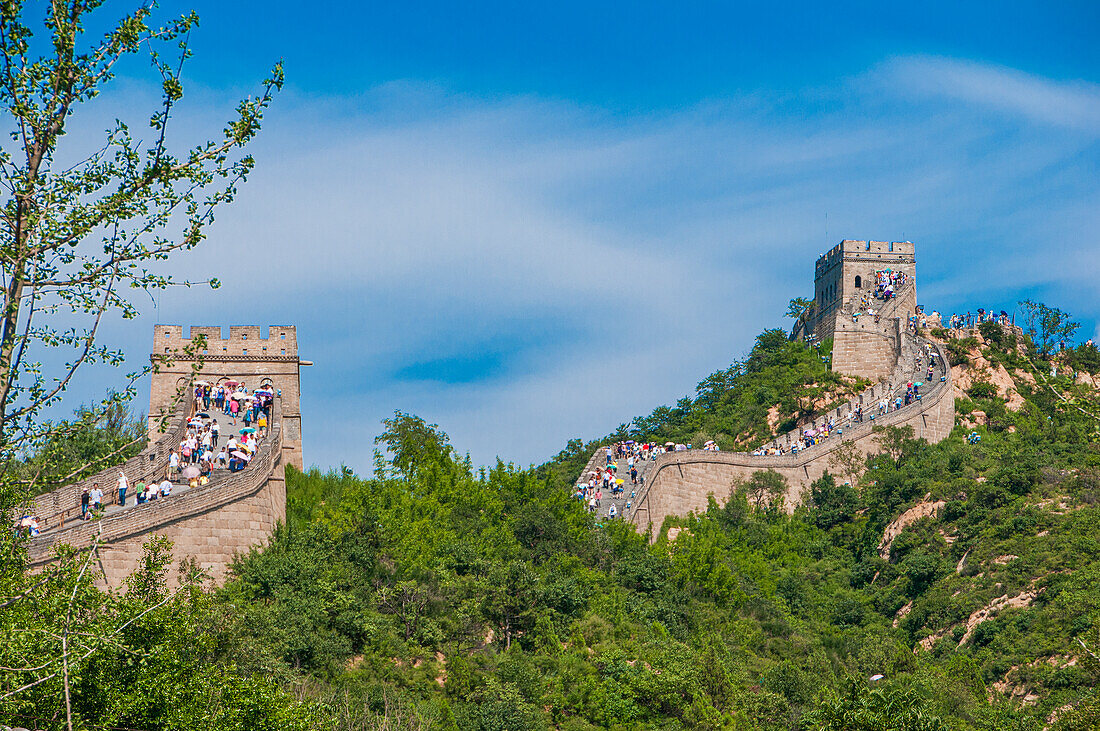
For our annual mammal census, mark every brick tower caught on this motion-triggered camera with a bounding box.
[148,325,306,468]
[797,241,918,381]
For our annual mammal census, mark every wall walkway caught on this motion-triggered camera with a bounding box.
[623,335,955,535]
[22,392,288,587]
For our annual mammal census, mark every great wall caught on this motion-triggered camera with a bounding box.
[593,240,958,534]
[22,240,957,584]
[22,326,307,587]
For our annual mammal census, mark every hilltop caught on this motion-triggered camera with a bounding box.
[201,309,1099,729]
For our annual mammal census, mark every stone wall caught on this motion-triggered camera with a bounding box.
[831,318,901,382]
[26,400,287,588]
[629,339,955,535]
[808,239,916,345]
[26,395,194,531]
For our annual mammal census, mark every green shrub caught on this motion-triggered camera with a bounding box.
[966,381,1000,400]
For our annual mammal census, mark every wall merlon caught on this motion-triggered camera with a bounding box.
[153,324,299,357]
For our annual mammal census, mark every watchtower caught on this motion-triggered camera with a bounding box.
[149,325,307,468]
[797,241,918,381]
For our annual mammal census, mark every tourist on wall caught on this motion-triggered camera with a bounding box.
[89,482,103,513]
[80,487,90,519]
[117,471,129,507]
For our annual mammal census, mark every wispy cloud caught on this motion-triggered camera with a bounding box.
[55,57,1100,470]
[885,55,1100,133]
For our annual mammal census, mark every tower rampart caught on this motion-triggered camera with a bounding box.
[149,325,305,469]
[800,240,917,381]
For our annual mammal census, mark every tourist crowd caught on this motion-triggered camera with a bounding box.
[13,380,278,536]
[873,269,909,302]
[947,309,1012,330]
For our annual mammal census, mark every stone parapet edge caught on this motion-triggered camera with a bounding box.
[629,337,952,529]
[25,399,283,566]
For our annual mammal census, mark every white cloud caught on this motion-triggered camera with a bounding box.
[46,58,1100,470]
[885,55,1100,133]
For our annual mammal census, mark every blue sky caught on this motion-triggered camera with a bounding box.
[59,1,1100,470]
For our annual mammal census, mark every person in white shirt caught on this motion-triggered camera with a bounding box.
[117,471,129,507]
[89,483,104,510]
[160,479,172,497]
[168,449,180,476]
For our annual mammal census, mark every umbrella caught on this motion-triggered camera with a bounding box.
[914,382,923,387]
[195,412,210,419]
[182,466,200,479]
[665,441,676,446]
[231,450,250,460]
[222,380,239,387]
[239,427,256,434]
[616,479,624,485]
[230,391,248,399]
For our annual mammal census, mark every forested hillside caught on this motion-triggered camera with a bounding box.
[538,330,868,492]
[6,315,1100,730]
[210,319,1100,729]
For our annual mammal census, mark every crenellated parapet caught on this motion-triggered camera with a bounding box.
[25,397,287,587]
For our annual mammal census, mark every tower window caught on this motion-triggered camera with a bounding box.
[242,348,248,355]
[855,275,862,288]
[280,333,286,340]
[242,334,247,340]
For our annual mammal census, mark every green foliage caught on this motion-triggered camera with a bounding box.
[204,312,1100,729]
[1019,299,1080,358]
[1066,342,1100,375]
[801,678,948,730]
[0,539,322,729]
[555,330,865,463]
[945,336,979,367]
[808,472,858,530]
[978,320,1014,349]
[788,297,816,322]
[18,395,147,496]
[9,291,1100,728]
[967,381,1000,400]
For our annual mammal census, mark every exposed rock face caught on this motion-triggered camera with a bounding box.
[879,501,945,560]
[959,590,1040,646]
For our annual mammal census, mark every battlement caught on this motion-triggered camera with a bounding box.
[815,240,914,273]
[153,325,298,359]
